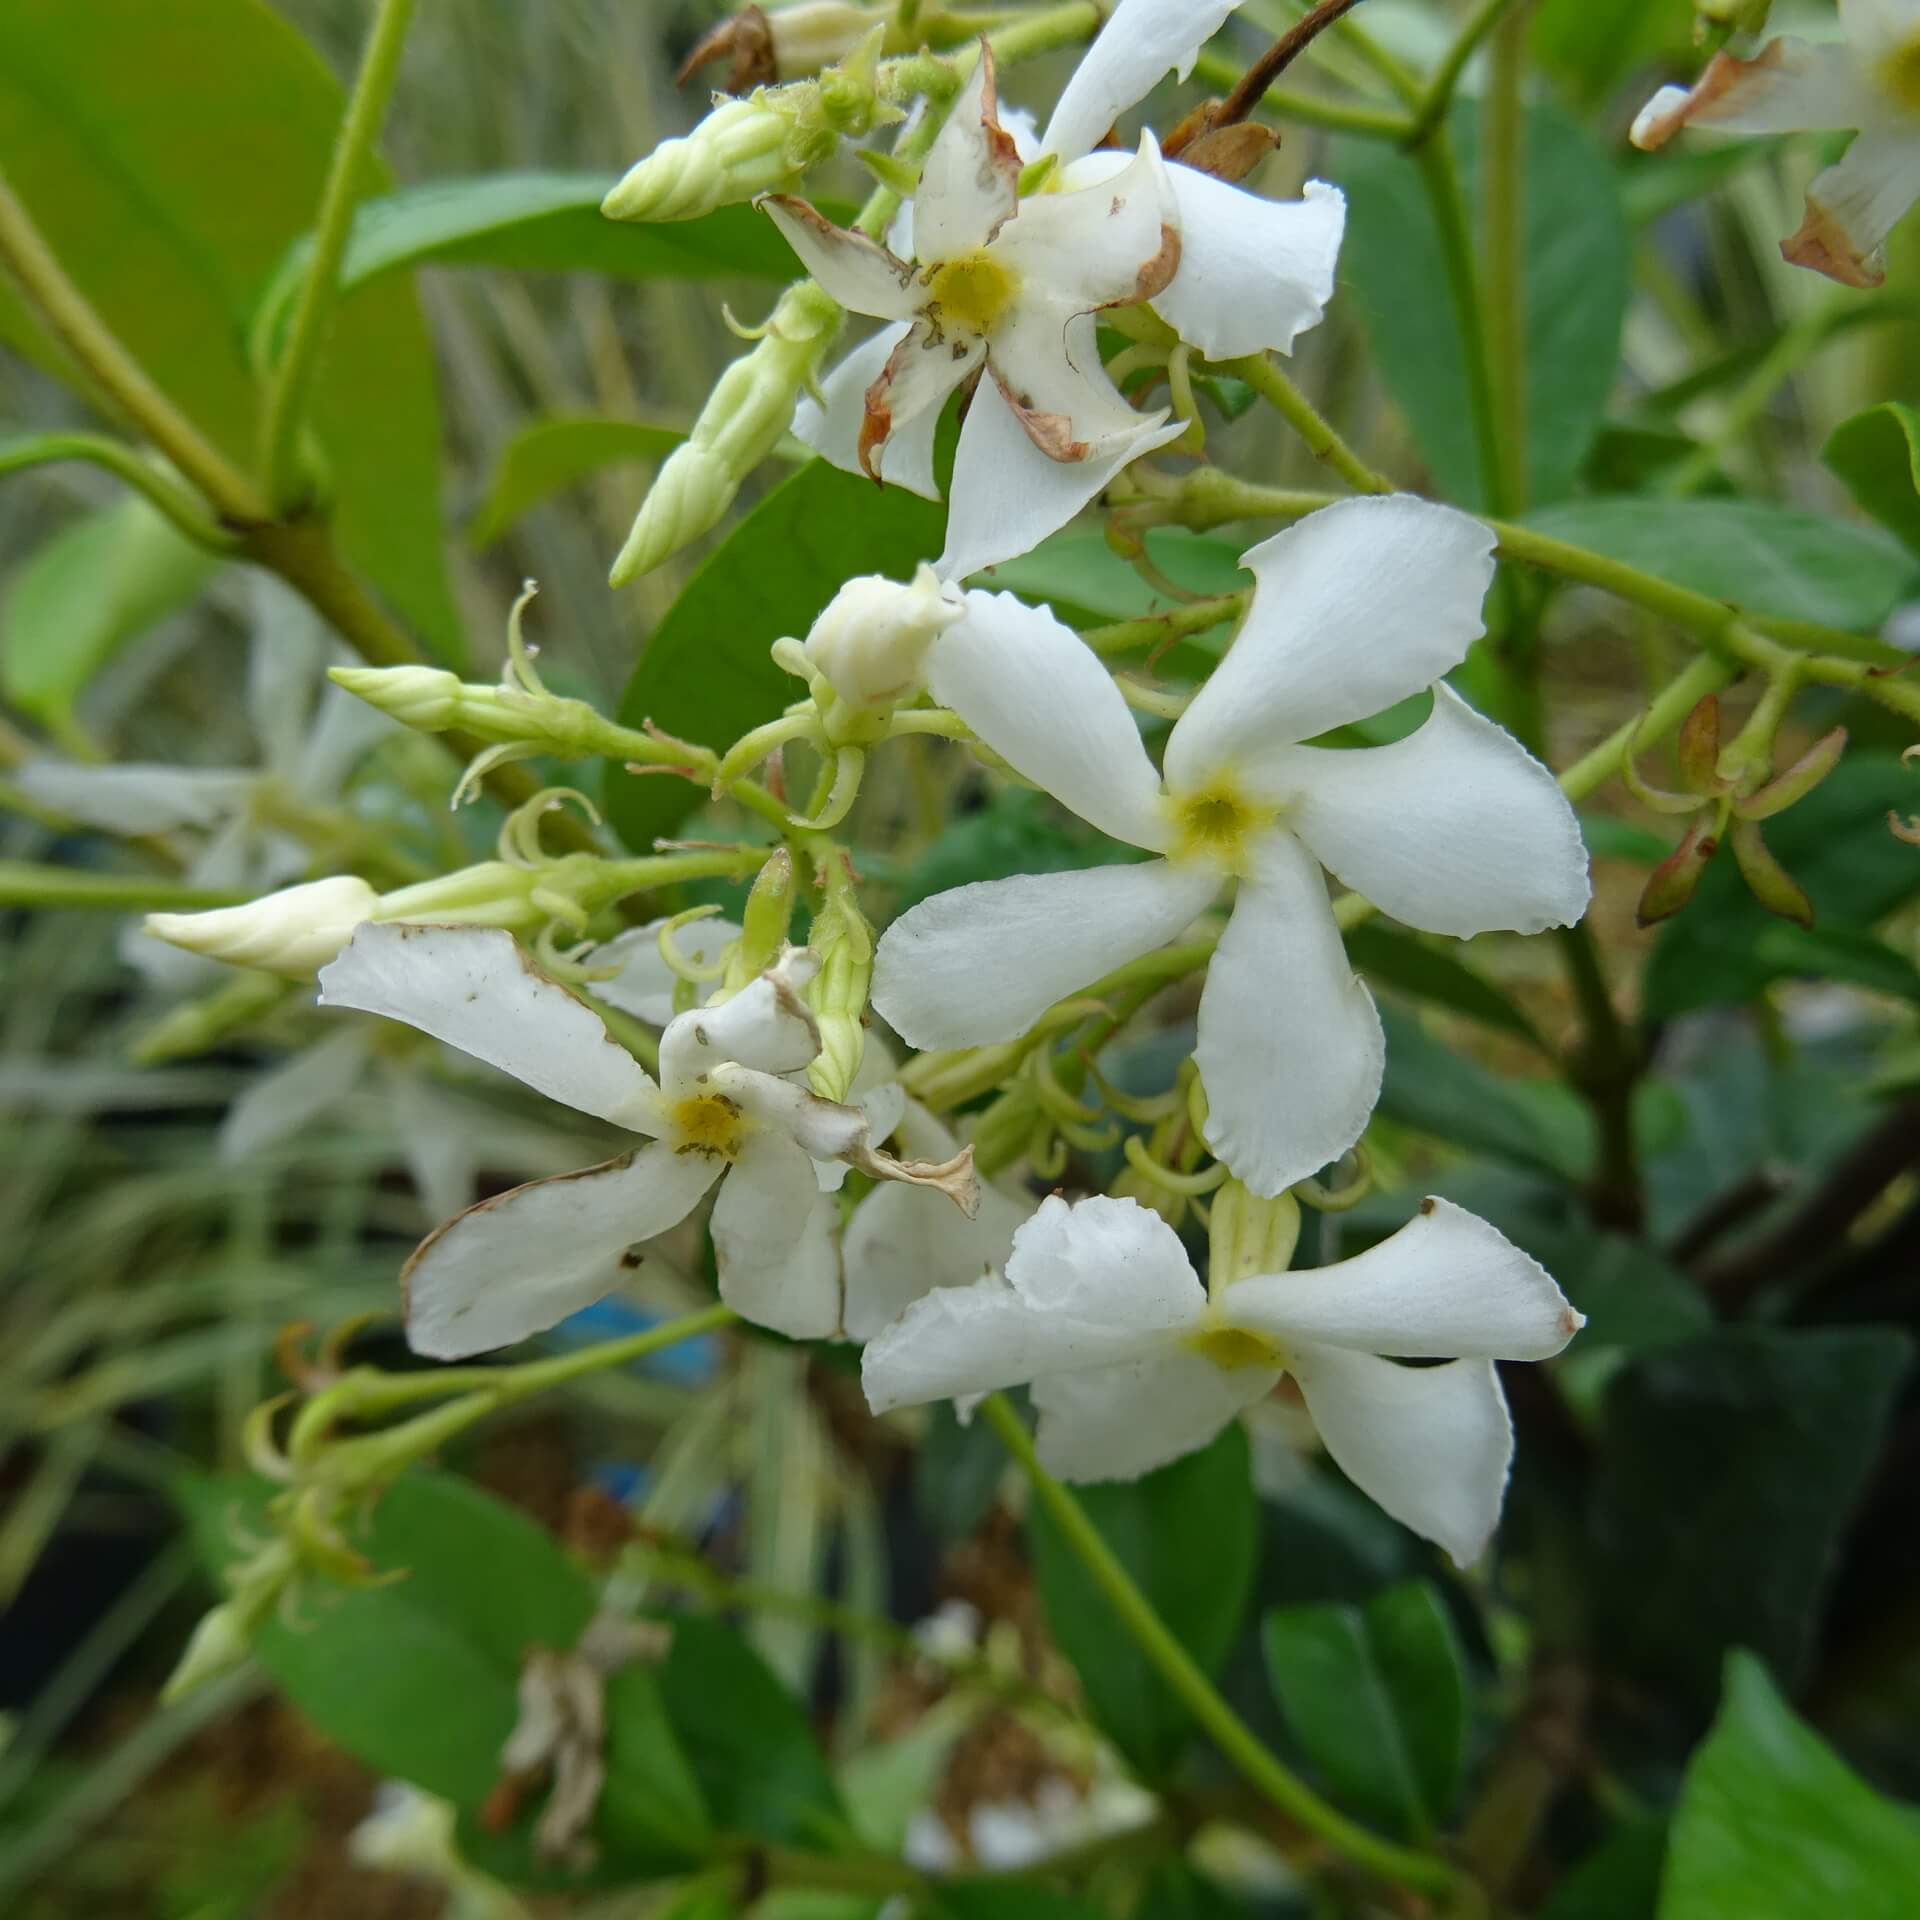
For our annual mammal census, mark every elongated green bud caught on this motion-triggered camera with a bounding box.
[604,94,804,223]
[735,847,798,983]
[330,664,633,759]
[610,281,840,583]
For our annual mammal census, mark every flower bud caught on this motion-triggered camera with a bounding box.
[603,94,804,224]
[1729,818,1813,927]
[329,663,461,733]
[1735,725,1846,820]
[160,1599,257,1703]
[1636,819,1718,927]
[806,935,868,1101]
[370,859,548,932]
[1207,1182,1302,1292]
[735,846,797,982]
[610,282,840,583]
[146,876,379,978]
[801,563,966,712]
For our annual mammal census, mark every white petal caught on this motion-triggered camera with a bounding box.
[712,1134,843,1337]
[759,197,921,319]
[1842,0,1920,68]
[1152,169,1344,360]
[794,327,942,499]
[986,303,1167,456]
[1263,686,1590,937]
[658,960,820,1092]
[1630,38,1879,149]
[1042,0,1244,162]
[1165,497,1497,785]
[915,47,1022,258]
[1195,834,1382,1197]
[318,924,662,1132]
[1033,1348,1276,1482]
[18,760,254,834]
[939,375,1182,580]
[816,1037,908,1193]
[862,321,984,476]
[1225,1197,1584,1360]
[718,1063,867,1161]
[928,589,1169,849]
[861,1193,1201,1411]
[988,136,1177,315]
[1785,128,1920,288]
[872,858,1218,1049]
[1289,1347,1514,1568]
[591,917,741,1026]
[218,1027,371,1162]
[403,1144,721,1359]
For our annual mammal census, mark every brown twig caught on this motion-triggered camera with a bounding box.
[1215,0,1373,127]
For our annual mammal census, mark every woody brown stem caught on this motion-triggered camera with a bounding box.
[1216,0,1374,128]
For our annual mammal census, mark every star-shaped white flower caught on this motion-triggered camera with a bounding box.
[863,1192,1583,1566]
[1632,0,1920,286]
[770,47,1185,580]
[317,924,977,1355]
[869,496,1591,1198]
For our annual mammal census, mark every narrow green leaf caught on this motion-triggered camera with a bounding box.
[1026,1422,1257,1780]
[1824,400,1920,554]
[1521,499,1920,632]
[469,417,687,548]
[1,499,217,723]
[1661,1653,1920,1918]
[608,459,944,854]
[0,0,461,661]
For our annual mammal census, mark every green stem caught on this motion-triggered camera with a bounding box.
[1404,0,1523,147]
[1555,653,1735,802]
[1082,592,1248,657]
[980,1395,1465,1899]
[1481,5,1528,517]
[0,863,249,912]
[258,0,419,509]
[0,432,239,549]
[1220,355,1394,494]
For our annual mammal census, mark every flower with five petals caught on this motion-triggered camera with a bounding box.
[318,925,977,1354]
[862,1192,1583,1565]
[870,496,1591,1198]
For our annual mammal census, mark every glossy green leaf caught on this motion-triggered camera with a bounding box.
[1532,0,1693,107]
[890,787,1147,918]
[913,1400,1011,1544]
[1661,1653,1920,1918]
[1026,1422,1257,1780]
[979,528,1248,626]
[656,1616,849,1850]
[175,1471,596,1809]
[1590,1328,1912,1705]
[1,498,218,723]
[0,0,461,661]
[1261,1580,1467,1835]
[1503,1227,1712,1350]
[1330,102,1630,510]
[608,459,944,853]
[1346,924,1546,1051]
[1644,754,1920,1018]
[1824,400,1920,554]
[469,417,687,548]
[1521,499,1919,631]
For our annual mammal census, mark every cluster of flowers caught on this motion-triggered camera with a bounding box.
[154,0,1920,1564]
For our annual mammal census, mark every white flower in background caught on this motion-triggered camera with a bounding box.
[864,1193,1583,1565]
[871,496,1591,1198]
[317,925,977,1354]
[795,3,1345,578]
[1632,0,1920,286]
[771,47,1186,580]
[350,1783,527,1920]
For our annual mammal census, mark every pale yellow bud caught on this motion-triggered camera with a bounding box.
[771,3,882,79]
[160,1599,256,1703]
[603,94,799,223]
[330,663,461,732]
[801,563,965,711]
[146,876,379,978]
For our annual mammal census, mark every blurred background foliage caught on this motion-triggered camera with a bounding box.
[2,0,1919,1915]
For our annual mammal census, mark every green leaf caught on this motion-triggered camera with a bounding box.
[1824,400,1920,555]
[1749,922,1920,1004]
[913,1400,1010,1545]
[1644,754,1920,1018]
[0,0,461,662]
[175,1471,595,1809]
[469,416,687,547]
[656,1616,849,1850]
[890,787,1148,917]
[1590,1328,1912,1705]
[1532,0,1693,108]
[608,459,944,853]
[1521,499,1919,632]
[1377,1006,1594,1183]
[1330,102,1629,510]
[1346,924,1546,1051]
[980,528,1249,625]
[1503,1227,1712,1350]
[1261,1581,1467,1835]
[1541,1818,1668,1920]
[1661,1653,1920,1919]
[1,498,218,723]
[1026,1422,1257,1780]
[1135,1861,1255,1919]
[936,1885,1106,1920]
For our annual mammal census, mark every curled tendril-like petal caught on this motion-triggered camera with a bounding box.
[719,709,820,789]
[1293,1144,1374,1212]
[242,1394,297,1483]
[1029,1125,1069,1182]
[790,745,865,830]
[1080,1055,1183,1124]
[1025,1046,1105,1127]
[534,921,615,982]
[289,1487,375,1584]
[454,740,543,811]
[1115,675,1192,722]
[274,1320,327,1390]
[499,786,604,866]
[1890,812,1920,845]
[657,905,734,986]
[720,299,776,343]
[505,579,549,697]
[1186,1070,1211,1144]
[1619,738,1706,815]
[1123,1130,1230,1197]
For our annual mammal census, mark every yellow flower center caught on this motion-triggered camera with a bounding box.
[1185,1324,1284,1372]
[1166,775,1274,874]
[925,250,1017,335]
[669,1091,749,1160]
[1882,33,1920,112]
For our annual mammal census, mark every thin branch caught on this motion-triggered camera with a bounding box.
[1216,0,1375,127]
[0,431,239,550]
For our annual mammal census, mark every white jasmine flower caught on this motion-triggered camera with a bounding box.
[871,496,1591,1197]
[863,1193,1584,1565]
[1631,0,1920,286]
[317,925,977,1354]
[770,47,1186,580]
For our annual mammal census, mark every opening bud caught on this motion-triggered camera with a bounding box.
[1207,1182,1302,1295]
[146,875,380,978]
[736,846,798,980]
[801,562,966,713]
[329,663,461,733]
